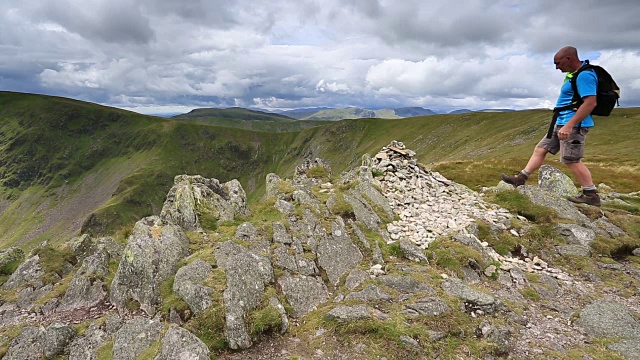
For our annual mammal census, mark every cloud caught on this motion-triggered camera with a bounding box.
[1,0,639,113]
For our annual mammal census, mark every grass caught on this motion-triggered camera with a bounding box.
[306,165,330,180]
[328,193,355,218]
[31,245,77,284]
[425,238,486,277]
[248,289,284,337]
[159,276,190,317]
[488,190,557,223]
[95,341,114,360]
[185,306,227,352]
[590,236,640,259]
[520,287,542,301]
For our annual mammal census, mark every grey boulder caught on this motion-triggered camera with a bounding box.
[110,216,189,315]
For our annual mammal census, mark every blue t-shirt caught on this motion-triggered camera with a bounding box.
[555,61,597,127]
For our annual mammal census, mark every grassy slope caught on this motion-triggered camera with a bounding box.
[1,92,639,250]
[175,107,294,122]
[171,116,333,132]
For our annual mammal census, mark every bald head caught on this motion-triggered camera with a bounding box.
[553,46,582,73]
[555,46,578,59]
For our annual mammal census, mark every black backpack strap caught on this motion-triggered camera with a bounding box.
[569,60,593,105]
[546,104,576,138]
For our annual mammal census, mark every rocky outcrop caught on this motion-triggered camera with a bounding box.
[173,259,214,315]
[44,323,76,359]
[160,175,249,230]
[576,300,640,339]
[112,317,164,360]
[215,241,274,349]
[316,217,363,285]
[110,216,189,315]
[155,325,210,360]
[441,279,501,315]
[537,164,580,197]
[403,297,451,317]
[326,305,390,323]
[1,140,638,360]
[58,249,110,311]
[4,326,46,360]
[67,316,119,360]
[277,274,329,317]
[576,300,640,359]
[71,235,123,263]
[2,255,44,290]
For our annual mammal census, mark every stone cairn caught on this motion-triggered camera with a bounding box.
[369,141,572,281]
[372,141,512,248]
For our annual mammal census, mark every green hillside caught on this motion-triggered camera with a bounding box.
[1,91,639,251]
[171,116,333,132]
[175,107,294,122]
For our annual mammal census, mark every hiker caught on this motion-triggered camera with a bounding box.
[500,46,601,206]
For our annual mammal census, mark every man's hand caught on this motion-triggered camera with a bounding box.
[558,125,572,140]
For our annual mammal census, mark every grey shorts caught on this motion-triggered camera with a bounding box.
[536,125,590,164]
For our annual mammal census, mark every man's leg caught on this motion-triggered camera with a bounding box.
[524,146,549,175]
[565,161,601,206]
[562,128,601,206]
[501,146,549,186]
[565,161,594,188]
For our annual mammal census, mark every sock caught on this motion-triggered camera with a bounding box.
[582,185,597,192]
[520,170,531,178]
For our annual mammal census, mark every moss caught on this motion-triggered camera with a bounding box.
[520,287,541,301]
[329,193,355,218]
[125,298,141,311]
[371,169,384,178]
[31,245,77,285]
[590,236,640,259]
[383,242,403,258]
[425,238,485,277]
[248,303,282,337]
[159,276,190,316]
[0,259,22,276]
[198,209,218,231]
[277,180,295,195]
[95,341,114,360]
[135,338,163,360]
[306,165,330,180]
[488,190,557,223]
[185,305,227,352]
[104,259,120,291]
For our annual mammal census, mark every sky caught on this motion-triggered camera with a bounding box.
[1,0,640,115]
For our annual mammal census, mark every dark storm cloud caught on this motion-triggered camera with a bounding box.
[1,0,639,113]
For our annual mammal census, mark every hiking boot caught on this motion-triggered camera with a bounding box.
[567,190,601,207]
[500,172,528,187]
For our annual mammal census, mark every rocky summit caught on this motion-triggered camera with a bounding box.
[0,141,639,359]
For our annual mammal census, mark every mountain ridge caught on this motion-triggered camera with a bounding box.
[1,91,639,251]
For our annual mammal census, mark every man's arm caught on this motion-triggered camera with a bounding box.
[558,95,596,140]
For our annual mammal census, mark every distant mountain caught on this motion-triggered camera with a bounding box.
[448,109,472,114]
[393,107,438,117]
[278,107,335,120]
[147,112,183,118]
[175,107,295,122]
[299,107,438,121]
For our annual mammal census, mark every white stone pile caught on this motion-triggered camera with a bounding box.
[374,141,513,249]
